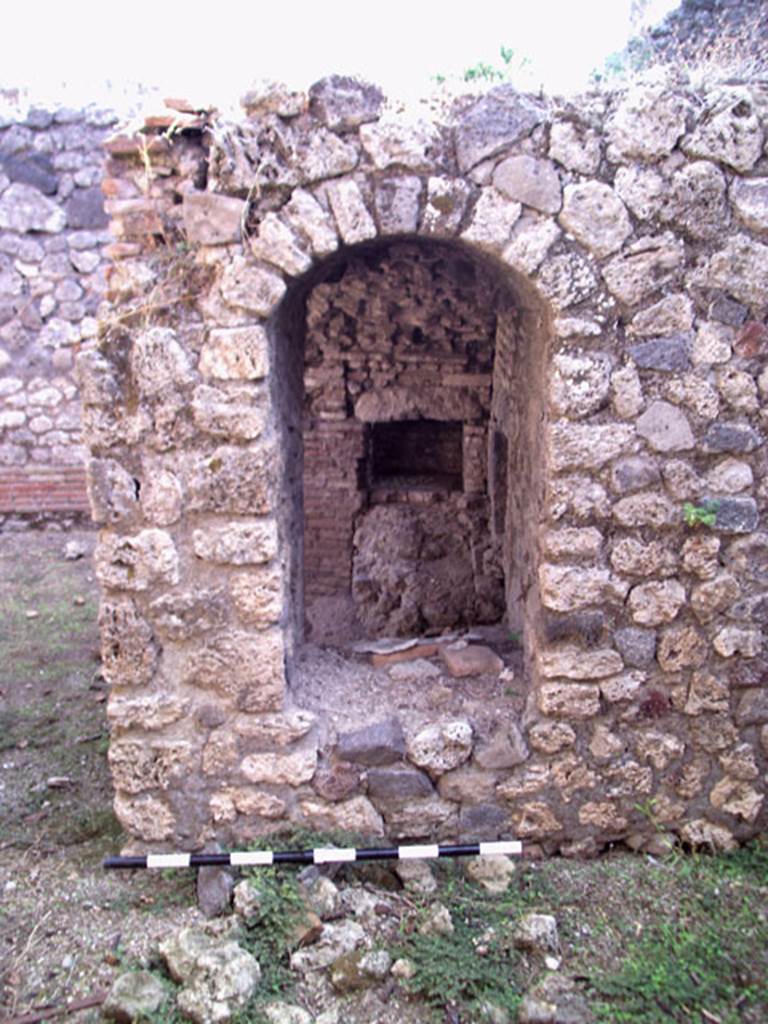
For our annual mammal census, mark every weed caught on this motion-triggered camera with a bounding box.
[236,866,307,999]
[683,500,719,528]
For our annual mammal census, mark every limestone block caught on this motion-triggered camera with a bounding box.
[614,164,666,221]
[610,538,675,578]
[140,469,183,527]
[679,819,737,851]
[713,626,762,659]
[547,476,610,521]
[577,801,627,831]
[95,529,179,592]
[554,316,602,339]
[473,724,529,769]
[501,213,561,274]
[538,682,600,719]
[606,83,688,161]
[183,192,245,245]
[406,720,473,776]
[682,86,764,172]
[76,350,122,406]
[176,942,261,1024]
[611,363,644,419]
[548,421,634,471]
[183,629,285,712]
[539,647,623,680]
[590,725,624,760]
[113,793,174,842]
[559,182,631,258]
[536,251,597,309]
[220,257,286,316]
[131,327,193,398]
[103,971,168,1024]
[191,384,265,441]
[282,188,338,256]
[705,459,753,495]
[249,213,310,277]
[692,322,734,365]
[548,120,601,174]
[325,178,376,244]
[719,744,759,781]
[602,233,683,306]
[605,761,652,798]
[665,161,729,241]
[193,520,277,565]
[689,715,738,753]
[241,747,317,786]
[685,671,729,715]
[612,492,678,528]
[715,367,758,414]
[627,579,686,626]
[629,295,693,337]
[109,739,194,794]
[0,182,66,232]
[663,375,719,420]
[199,325,269,381]
[600,670,645,703]
[308,75,384,132]
[99,597,158,686]
[230,789,286,818]
[202,730,240,775]
[299,796,384,836]
[230,567,283,628]
[184,446,274,517]
[737,688,768,726]
[657,625,708,672]
[681,535,721,580]
[539,565,628,612]
[149,589,228,641]
[437,766,496,803]
[359,119,440,172]
[460,186,521,252]
[383,796,459,839]
[550,351,612,418]
[107,693,186,732]
[542,527,603,561]
[493,155,561,214]
[300,129,360,183]
[692,235,768,309]
[235,710,315,747]
[496,765,551,800]
[526,725,575,762]
[691,573,740,624]
[241,79,307,117]
[550,755,597,801]
[453,87,545,172]
[730,177,768,232]
[511,802,562,839]
[373,175,421,234]
[636,401,694,453]
[420,176,472,235]
[86,458,139,524]
[709,777,763,823]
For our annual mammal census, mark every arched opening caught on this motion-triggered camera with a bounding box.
[272,235,550,672]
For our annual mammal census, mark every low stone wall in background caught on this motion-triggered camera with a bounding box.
[0,104,116,527]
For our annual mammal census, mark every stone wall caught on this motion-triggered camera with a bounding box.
[0,104,115,526]
[80,75,768,855]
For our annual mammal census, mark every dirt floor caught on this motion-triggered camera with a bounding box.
[1,527,766,1024]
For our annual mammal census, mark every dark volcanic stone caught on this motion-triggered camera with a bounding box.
[610,455,661,494]
[628,334,691,371]
[1,153,58,194]
[703,422,762,453]
[710,496,759,534]
[366,767,434,802]
[614,627,657,668]
[728,656,768,689]
[65,186,108,229]
[454,85,546,172]
[336,718,406,766]
[309,75,384,132]
[544,611,605,648]
[197,846,233,918]
[459,803,508,840]
[709,296,748,327]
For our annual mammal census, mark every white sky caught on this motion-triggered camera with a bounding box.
[4,0,680,112]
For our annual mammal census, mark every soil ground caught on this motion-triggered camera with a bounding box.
[1,528,766,1024]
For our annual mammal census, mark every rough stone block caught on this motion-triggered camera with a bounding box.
[336,718,406,766]
[493,155,561,215]
[192,521,277,565]
[183,629,285,712]
[184,192,246,244]
[454,87,545,172]
[95,529,179,591]
[309,76,384,132]
[628,335,691,372]
[559,181,631,257]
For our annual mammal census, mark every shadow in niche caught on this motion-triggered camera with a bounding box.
[270,235,551,694]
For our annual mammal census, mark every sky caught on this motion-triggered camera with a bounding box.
[4,0,680,113]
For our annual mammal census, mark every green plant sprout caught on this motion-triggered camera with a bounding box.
[683,500,719,528]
